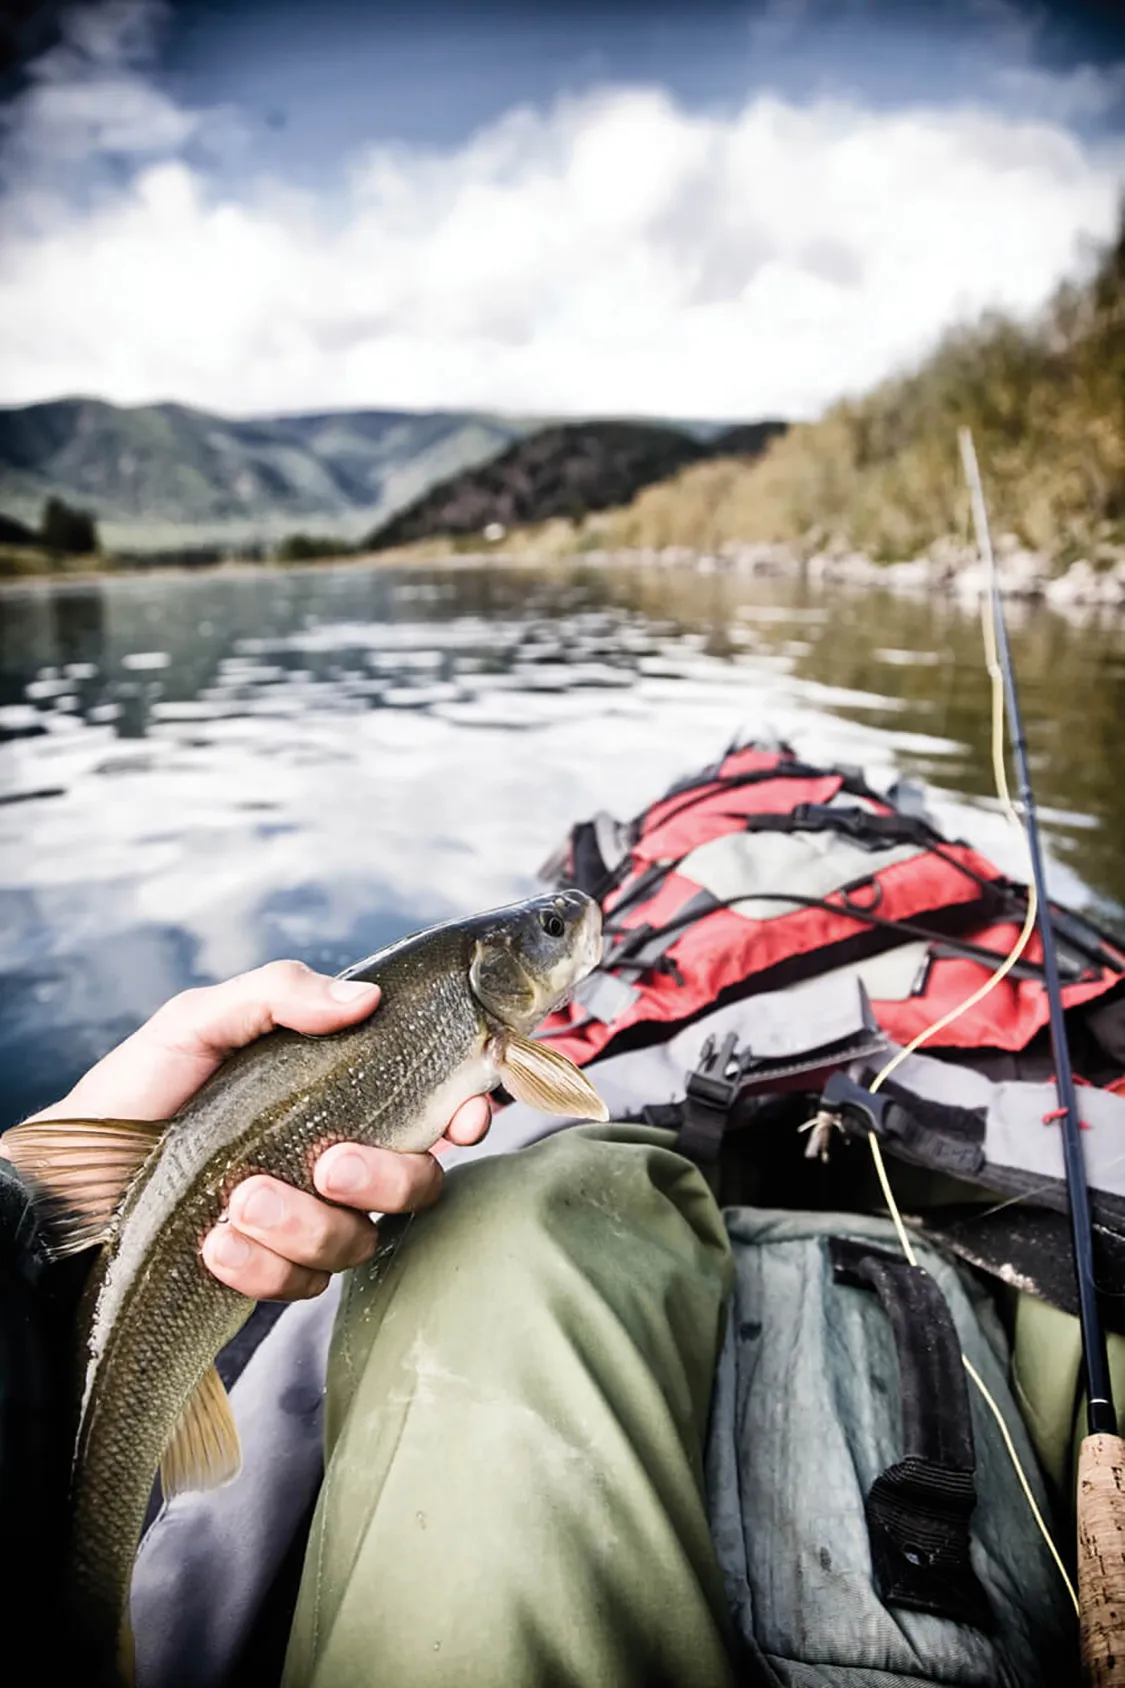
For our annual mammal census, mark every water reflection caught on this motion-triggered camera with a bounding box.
[0,559,1123,1129]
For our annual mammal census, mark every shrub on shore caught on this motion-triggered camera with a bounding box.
[0,497,103,576]
[275,533,353,562]
[41,495,99,556]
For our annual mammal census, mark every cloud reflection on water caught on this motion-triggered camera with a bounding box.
[0,558,1123,1127]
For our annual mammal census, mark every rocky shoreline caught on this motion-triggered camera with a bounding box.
[6,529,1125,616]
[529,531,1125,614]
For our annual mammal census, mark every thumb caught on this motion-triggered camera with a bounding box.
[30,962,381,1126]
[157,961,382,1054]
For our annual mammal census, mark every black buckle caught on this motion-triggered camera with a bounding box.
[686,1031,753,1110]
[817,1071,987,1182]
[819,1070,893,1132]
[678,1033,754,1165]
[790,803,937,853]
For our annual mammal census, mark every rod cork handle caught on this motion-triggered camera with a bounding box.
[1079,1433,1125,1686]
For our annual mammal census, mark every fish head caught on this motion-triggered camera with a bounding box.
[468,889,602,1035]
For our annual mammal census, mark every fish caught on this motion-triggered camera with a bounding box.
[1,889,608,1681]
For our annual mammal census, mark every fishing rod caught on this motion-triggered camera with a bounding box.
[959,428,1125,1687]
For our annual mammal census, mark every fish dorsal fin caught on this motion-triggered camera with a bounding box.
[160,1364,242,1500]
[0,1116,164,1260]
[499,1033,609,1121]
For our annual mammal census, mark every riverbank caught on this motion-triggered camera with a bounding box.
[5,528,1125,618]
[553,533,1125,613]
[389,527,1125,616]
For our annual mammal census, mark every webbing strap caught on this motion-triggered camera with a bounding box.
[567,819,614,898]
[636,759,870,836]
[675,1031,744,1164]
[828,1237,992,1629]
[741,803,939,852]
[821,1070,987,1181]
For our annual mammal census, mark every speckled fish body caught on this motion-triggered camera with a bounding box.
[2,889,606,1677]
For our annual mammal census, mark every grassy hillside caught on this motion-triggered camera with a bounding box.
[0,399,528,550]
[596,212,1125,566]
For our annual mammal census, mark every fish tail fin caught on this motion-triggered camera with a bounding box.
[0,1117,165,1259]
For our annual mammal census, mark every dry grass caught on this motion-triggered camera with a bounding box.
[577,211,1125,568]
[0,545,110,579]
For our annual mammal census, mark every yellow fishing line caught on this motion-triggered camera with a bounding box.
[867,585,1038,1098]
[861,442,1078,1616]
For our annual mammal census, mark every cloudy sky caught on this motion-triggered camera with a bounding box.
[1,0,1124,421]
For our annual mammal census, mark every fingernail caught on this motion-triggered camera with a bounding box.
[212,1229,251,1268]
[240,1185,284,1230]
[329,979,379,1003]
[322,1151,366,1195]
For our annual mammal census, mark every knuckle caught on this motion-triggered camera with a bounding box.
[297,1269,331,1302]
[231,1171,270,1210]
[151,984,206,1026]
[417,1159,444,1207]
[350,1221,379,1265]
[261,958,311,990]
[257,1257,305,1301]
[396,1153,441,1212]
[304,1200,344,1263]
[382,1154,418,1211]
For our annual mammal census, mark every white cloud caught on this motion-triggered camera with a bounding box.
[995,62,1125,124]
[0,12,1122,421]
[0,2,198,182]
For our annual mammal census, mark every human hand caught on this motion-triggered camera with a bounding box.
[16,960,491,1302]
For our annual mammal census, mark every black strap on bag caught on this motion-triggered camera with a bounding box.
[740,802,942,852]
[819,1069,987,1182]
[642,1033,752,1164]
[675,1032,745,1163]
[828,1236,992,1630]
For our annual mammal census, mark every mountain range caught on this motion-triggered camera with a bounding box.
[0,398,530,552]
[0,397,781,555]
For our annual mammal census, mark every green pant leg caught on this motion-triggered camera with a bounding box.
[1011,1291,1125,1500]
[282,1126,738,1688]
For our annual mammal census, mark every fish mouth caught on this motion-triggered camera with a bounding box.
[579,898,604,979]
[560,893,603,992]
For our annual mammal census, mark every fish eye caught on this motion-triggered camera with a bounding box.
[539,909,566,938]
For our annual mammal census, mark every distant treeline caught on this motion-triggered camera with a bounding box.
[0,496,99,555]
[0,505,354,575]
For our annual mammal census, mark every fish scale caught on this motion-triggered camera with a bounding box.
[1,889,606,1682]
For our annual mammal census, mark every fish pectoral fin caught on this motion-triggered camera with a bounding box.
[0,1116,165,1260]
[499,1033,610,1122]
[160,1364,242,1500]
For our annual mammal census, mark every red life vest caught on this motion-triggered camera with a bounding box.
[539,743,1125,1068]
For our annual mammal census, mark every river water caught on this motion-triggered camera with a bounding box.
[1,558,1123,1130]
